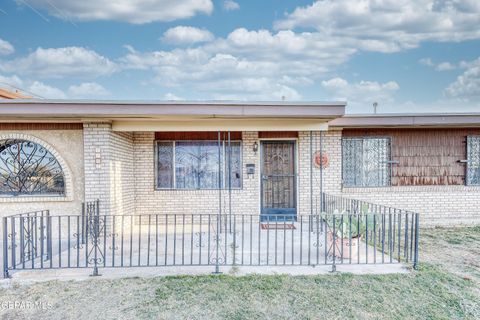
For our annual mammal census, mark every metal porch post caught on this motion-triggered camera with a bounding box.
[3,217,9,278]
[91,199,100,276]
[413,213,420,270]
[213,131,222,274]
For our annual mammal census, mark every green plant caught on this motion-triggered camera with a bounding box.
[324,210,376,239]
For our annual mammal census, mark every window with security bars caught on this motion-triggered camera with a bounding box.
[342,137,391,187]
[466,136,480,185]
[156,140,242,189]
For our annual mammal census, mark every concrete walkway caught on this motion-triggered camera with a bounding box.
[1,263,409,288]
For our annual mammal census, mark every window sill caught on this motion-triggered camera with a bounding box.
[154,188,243,194]
[342,185,480,193]
[0,195,72,203]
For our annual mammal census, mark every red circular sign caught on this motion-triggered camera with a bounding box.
[314,151,329,169]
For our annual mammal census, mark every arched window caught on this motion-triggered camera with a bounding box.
[0,139,65,196]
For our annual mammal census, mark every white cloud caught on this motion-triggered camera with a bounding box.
[0,47,117,79]
[28,81,66,99]
[119,27,368,100]
[444,57,480,100]
[420,58,458,71]
[321,77,399,112]
[68,82,110,97]
[21,0,213,24]
[164,93,182,100]
[275,0,480,53]
[223,0,239,11]
[0,74,24,88]
[0,39,14,56]
[162,26,214,45]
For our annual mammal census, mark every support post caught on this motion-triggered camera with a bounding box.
[213,131,222,274]
[228,131,232,234]
[413,213,420,270]
[330,215,336,273]
[81,202,85,244]
[91,199,101,276]
[3,217,9,278]
[319,131,324,213]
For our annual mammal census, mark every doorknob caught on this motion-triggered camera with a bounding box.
[262,175,268,180]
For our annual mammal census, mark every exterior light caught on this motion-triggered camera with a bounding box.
[253,141,258,154]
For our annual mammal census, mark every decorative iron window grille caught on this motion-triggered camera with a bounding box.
[466,136,480,185]
[156,140,242,189]
[342,137,391,187]
[0,139,65,196]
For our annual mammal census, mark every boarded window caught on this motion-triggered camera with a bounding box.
[343,128,480,186]
[466,136,480,185]
[156,141,242,189]
[342,138,391,187]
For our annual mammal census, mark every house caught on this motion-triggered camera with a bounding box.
[0,87,29,99]
[0,99,479,228]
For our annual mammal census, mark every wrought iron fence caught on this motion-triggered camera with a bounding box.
[3,195,419,278]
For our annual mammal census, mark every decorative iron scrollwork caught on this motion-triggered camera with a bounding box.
[0,139,65,196]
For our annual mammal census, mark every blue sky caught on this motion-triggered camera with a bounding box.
[0,0,479,113]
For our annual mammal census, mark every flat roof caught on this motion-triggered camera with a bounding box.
[0,99,346,119]
[330,113,480,128]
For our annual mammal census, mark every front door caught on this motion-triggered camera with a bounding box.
[260,141,296,221]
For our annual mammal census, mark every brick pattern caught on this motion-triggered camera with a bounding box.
[334,129,480,227]
[82,125,480,227]
[341,185,480,227]
[83,123,134,215]
[133,131,260,215]
[297,130,342,215]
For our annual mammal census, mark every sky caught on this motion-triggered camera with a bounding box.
[0,0,479,113]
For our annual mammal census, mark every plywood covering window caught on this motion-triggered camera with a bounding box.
[343,129,480,186]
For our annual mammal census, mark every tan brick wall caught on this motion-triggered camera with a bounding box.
[0,130,84,217]
[83,123,134,215]
[341,186,480,227]
[328,128,480,227]
[133,131,260,215]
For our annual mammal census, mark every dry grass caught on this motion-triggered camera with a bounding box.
[0,227,479,320]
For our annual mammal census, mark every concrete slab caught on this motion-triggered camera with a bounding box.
[0,263,409,288]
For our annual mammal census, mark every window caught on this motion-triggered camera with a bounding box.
[0,139,65,196]
[156,141,242,189]
[342,137,391,187]
[466,136,480,185]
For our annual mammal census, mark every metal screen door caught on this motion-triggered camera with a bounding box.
[260,141,296,221]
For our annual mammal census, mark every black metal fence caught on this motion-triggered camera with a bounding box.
[3,195,419,278]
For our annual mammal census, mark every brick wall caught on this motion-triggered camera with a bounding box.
[133,131,260,215]
[335,128,480,227]
[81,125,480,227]
[83,123,134,215]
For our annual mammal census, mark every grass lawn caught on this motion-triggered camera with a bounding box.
[1,227,479,319]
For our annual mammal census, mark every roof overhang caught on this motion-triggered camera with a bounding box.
[329,113,480,128]
[0,100,346,132]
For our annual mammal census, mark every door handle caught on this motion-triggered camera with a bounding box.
[262,175,269,180]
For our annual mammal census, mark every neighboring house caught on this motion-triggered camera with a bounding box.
[0,100,479,227]
[0,88,29,99]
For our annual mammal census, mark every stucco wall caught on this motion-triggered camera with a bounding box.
[0,129,85,217]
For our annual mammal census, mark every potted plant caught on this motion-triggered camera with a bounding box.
[324,207,374,259]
